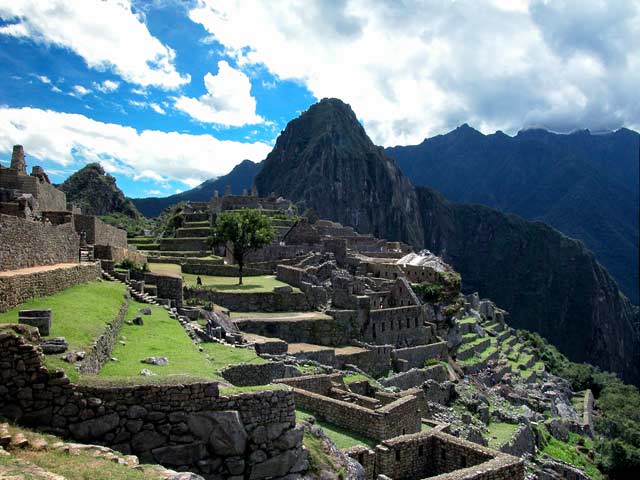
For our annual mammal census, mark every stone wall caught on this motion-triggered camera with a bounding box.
[73,215,127,248]
[392,342,448,370]
[348,430,524,480]
[93,245,147,266]
[0,169,67,211]
[181,263,272,277]
[276,264,306,289]
[235,312,360,347]
[243,244,318,264]
[379,364,448,390]
[144,272,183,307]
[219,362,301,386]
[79,299,128,374]
[0,263,100,312]
[365,306,428,347]
[185,288,310,312]
[289,387,420,441]
[0,331,306,479]
[0,215,79,271]
[159,237,208,252]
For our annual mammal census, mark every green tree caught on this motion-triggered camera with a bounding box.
[209,209,274,285]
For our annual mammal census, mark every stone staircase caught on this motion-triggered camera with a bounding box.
[79,245,94,262]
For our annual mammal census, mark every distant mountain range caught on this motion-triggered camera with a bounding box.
[386,125,640,304]
[131,159,261,217]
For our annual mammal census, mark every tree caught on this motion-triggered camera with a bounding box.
[210,209,274,285]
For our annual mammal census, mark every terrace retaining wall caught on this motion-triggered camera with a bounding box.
[0,330,306,479]
[0,263,101,312]
[79,299,129,374]
[185,288,310,312]
[0,214,79,271]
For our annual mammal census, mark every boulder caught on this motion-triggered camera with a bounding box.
[140,369,156,376]
[68,413,120,441]
[188,411,247,456]
[273,285,293,294]
[141,356,168,366]
[249,450,298,479]
[139,307,152,315]
[131,430,167,453]
[133,316,144,326]
[152,442,207,466]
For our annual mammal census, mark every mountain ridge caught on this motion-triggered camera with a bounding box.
[386,125,640,303]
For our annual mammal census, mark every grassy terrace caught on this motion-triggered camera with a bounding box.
[98,300,217,382]
[0,281,127,381]
[296,409,377,449]
[148,262,182,276]
[485,422,519,449]
[183,273,300,293]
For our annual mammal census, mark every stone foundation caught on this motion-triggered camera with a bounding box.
[79,299,129,374]
[185,288,310,312]
[347,430,524,480]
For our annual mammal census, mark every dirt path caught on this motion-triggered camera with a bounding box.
[0,263,79,278]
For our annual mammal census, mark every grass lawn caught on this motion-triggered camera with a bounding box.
[98,300,218,381]
[148,262,182,276]
[0,281,127,381]
[296,409,377,449]
[486,422,519,448]
[183,274,299,293]
[199,342,266,372]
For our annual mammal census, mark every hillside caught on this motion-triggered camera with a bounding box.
[255,98,424,247]
[387,126,640,303]
[59,163,139,218]
[417,186,640,385]
[131,159,261,217]
[254,98,640,386]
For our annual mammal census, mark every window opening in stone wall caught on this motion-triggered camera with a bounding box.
[460,455,467,467]
[419,444,424,455]
[395,449,401,461]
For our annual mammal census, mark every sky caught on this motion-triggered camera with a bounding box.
[0,0,638,199]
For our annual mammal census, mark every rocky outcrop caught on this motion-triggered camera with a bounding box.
[60,163,139,218]
[416,187,640,386]
[255,98,424,247]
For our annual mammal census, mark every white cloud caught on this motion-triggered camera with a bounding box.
[94,80,120,93]
[0,106,272,189]
[0,0,189,89]
[51,85,62,93]
[71,85,91,96]
[146,189,162,195]
[189,0,640,145]
[36,75,51,84]
[149,103,166,115]
[174,60,263,126]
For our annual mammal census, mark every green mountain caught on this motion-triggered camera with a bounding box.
[386,126,640,303]
[59,163,139,218]
[255,98,640,386]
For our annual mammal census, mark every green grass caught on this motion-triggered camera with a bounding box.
[98,300,218,381]
[486,422,519,448]
[343,372,383,388]
[459,317,477,325]
[148,262,182,276]
[0,421,160,480]
[199,342,266,372]
[0,281,127,381]
[537,425,602,479]
[296,409,377,449]
[183,274,300,293]
[303,431,340,476]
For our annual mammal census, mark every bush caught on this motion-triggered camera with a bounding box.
[424,358,438,367]
[412,283,443,302]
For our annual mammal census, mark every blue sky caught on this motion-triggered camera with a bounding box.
[0,0,638,199]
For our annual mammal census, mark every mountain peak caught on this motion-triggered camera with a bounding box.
[60,162,139,218]
[255,99,424,246]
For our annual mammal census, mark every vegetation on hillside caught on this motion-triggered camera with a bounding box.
[520,330,640,478]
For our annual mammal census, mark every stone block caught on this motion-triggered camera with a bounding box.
[19,310,51,336]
